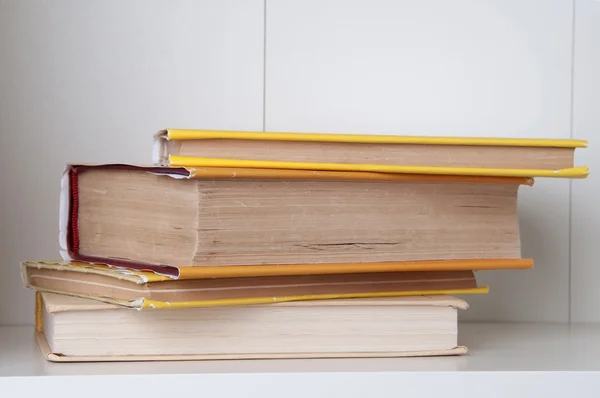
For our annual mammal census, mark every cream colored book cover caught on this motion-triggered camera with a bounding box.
[35,292,469,362]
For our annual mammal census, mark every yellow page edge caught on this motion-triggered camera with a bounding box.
[164,129,588,148]
[23,260,173,283]
[169,156,590,179]
[139,286,489,309]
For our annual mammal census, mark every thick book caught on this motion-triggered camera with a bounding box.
[22,260,488,309]
[153,129,588,178]
[60,164,534,277]
[35,292,469,361]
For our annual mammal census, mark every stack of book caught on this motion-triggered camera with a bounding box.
[21,130,588,362]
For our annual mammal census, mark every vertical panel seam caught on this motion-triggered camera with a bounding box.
[568,0,577,324]
[262,0,267,132]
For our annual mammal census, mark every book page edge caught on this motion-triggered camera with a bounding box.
[34,329,467,363]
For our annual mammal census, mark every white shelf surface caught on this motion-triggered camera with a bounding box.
[2,322,600,397]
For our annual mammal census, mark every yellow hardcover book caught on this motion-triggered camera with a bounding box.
[59,164,534,278]
[154,129,589,178]
[22,260,488,310]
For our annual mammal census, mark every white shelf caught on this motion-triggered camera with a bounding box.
[1,322,600,397]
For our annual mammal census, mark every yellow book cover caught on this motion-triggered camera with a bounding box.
[154,129,589,179]
[23,260,489,310]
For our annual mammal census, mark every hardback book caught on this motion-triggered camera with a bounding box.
[22,260,488,309]
[60,164,534,277]
[153,129,588,178]
[35,292,469,361]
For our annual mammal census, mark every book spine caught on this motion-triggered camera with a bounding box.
[58,168,72,262]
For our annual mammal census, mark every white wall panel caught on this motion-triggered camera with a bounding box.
[0,0,264,325]
[266,0,574,321]
[571,0,600,322]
